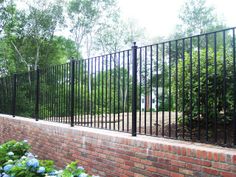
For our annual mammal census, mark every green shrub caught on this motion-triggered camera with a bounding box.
[0,140,98,177]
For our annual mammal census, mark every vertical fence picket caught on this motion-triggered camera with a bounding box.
[162,43,165,137]
[233,29,236,146]
[132,42,138,136]
[70,60,75,127]
[233,29,236,145]
[35,68,40,121]
[12,74,16,117]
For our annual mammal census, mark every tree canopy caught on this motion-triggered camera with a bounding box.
[172,0,225,38]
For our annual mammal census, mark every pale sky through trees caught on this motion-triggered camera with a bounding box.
[17,0,235,42]
[118,0,236,38]
[15,0,236,56]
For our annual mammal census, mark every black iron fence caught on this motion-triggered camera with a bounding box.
[0,27,236,147]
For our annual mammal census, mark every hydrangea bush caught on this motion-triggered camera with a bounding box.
[0,140,99,177]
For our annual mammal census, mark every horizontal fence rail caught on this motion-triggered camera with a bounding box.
[0,27,236,147]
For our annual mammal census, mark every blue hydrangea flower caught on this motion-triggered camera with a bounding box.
[77,166,84,170]
[0,173,9,177]
[2,174,10,177]
[46,171,58,177]
[26,158,39,168]
[20,156,26,160]
[3,164,13,172]
[37,166,45,174]
[25,152,34,158]
[48,171,57,175]
[7,152,14,156]
[79,173,88,177]
[16,163,22,167]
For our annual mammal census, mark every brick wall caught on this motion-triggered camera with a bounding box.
[0,114,235,177]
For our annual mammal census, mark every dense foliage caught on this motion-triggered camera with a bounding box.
[172,45,235,133]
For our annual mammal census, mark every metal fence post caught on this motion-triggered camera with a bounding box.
[35,68,40,121]
[132,42,138,136]
[12,74,16,117]
[70,59,75,127]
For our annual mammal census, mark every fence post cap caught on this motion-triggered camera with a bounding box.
[70,57,76,62]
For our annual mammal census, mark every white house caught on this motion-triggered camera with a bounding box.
[141,87,162,111]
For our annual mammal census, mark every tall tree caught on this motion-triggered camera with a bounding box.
[7,0,65,72]
[93,15,145,54]
[93,11,125,54]
[173,0,225,38]
[0,0,15,35]
[0,0,20,76]
[67,0,116,58]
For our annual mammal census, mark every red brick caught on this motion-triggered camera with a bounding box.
[185,163,202,171]
[181,147,186,156]
[156,168,170,176]
[219,154,226,162]
[179,156,202,165]
[163,145,169,152]
[124,170,134,176]
[186,148,191,156]
[165,153,179,161]
[212,162,232,171]
[177,147,181,155]
[220,171,236,177]
[124,161,134,167]
[120,175,129,177]
[134,162,145,169]
[201,160,212,167]
[202,151,207,159]
[196,150,202,158]
[131,167,152,176]
[140,159,152,166]
[152,162,169,170]
[119,164,132,170]
[134,173,145,177]
[179,168,193,175]
[207,152,213,161]
[153,151,165,157]
[196,150,208,160]
[168,165,179,172]
[170,172,185,177]
[146,166,157,173]
[202,167,219,175]
[130,157,141,163]
[233,155,236,164]
[172,146,180,154]
[171,160,185,168]
[213,153,219,161]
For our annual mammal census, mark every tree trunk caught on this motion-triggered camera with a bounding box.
[34,42,40,71]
